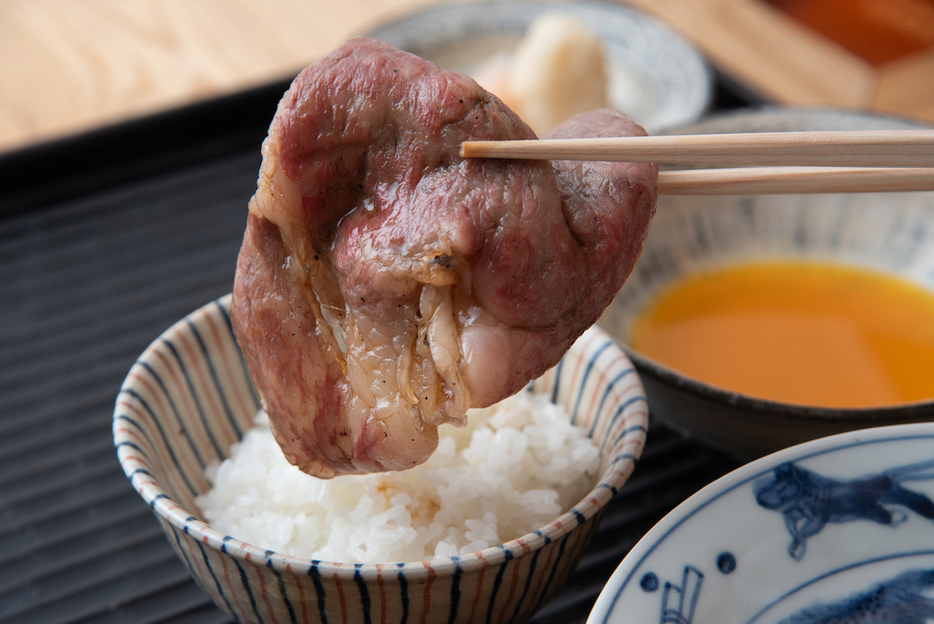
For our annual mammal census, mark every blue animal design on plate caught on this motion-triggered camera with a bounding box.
[779,568,934,623]
[753,459,934,560]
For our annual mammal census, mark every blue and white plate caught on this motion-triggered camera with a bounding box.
[366,0,711,133]
[588,423,934,624]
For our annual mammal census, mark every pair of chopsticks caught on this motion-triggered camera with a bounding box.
[460,130,934,194]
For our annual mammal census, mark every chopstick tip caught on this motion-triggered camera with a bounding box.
[460,141,480,158]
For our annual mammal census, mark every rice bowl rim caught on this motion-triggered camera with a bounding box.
[114,295,648,580]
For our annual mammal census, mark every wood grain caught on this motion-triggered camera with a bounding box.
[2,0,931,155]
[0,0,429,153]
[874,48,934,122]
[623,0,934,124]
[461,130,934,167]
[656,166,934,194]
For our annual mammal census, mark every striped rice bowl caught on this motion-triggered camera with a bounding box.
[114,294,648,624]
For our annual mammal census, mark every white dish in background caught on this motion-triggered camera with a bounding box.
[366,0,712,133]
[588,422,934,624]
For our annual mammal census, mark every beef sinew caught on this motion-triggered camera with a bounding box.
[231,37,657,478]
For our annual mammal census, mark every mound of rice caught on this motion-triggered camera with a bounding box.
[196,391,601,563]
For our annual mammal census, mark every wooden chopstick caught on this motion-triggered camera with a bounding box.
[657,167,934,194]
[460,130,934,168]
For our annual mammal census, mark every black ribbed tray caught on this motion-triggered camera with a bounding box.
[0,74,751,623]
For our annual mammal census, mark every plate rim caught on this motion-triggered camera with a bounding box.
[587,420,934,624]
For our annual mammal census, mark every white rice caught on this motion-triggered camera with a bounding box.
[196,391,601,563]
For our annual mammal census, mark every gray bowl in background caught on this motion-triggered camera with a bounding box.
[366,0,712,133]
[598,107,934,461]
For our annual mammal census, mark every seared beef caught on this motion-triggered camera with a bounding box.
[231,37,657,477]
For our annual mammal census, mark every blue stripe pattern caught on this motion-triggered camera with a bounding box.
[161,338,217,463]
[448,559,463,624]
[113,294,649,624]
[309,562,328,624]
[137,358,214,465]
[486,548,514,624]
[397,563,409,624]
[215,298,262,411]
[117,388,200,498]
[354,564,372,624]
[186,318,244,440]
[570,340,613,425]
[268,552,299,624]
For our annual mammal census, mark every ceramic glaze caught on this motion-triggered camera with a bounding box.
[114,295,649,624]
[366,0,711,133]
[598,107,934,461]
[754,458,934,560]
[588,423,934,624]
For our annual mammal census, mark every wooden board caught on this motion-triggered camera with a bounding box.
[623,0,934,123]
[0,0,432,153]
[2,0,931,155]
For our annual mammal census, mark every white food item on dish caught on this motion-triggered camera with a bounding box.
[474,14,611,135]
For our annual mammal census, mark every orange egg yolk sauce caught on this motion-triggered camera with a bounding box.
[629,260,934,408]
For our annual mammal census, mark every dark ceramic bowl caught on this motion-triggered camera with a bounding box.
[598,107,934,461]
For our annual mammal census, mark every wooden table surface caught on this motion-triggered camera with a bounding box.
[0,0,429,154]
[2,0,931,156]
